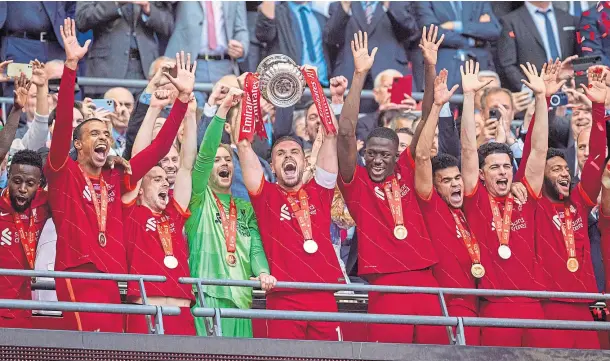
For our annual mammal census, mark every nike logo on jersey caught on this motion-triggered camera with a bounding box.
[280,204,291,221]
[0,212,9,216]
[374,186,385,200]
[83,186,92,202]
[145,217,156,232]
[1,228,12,246]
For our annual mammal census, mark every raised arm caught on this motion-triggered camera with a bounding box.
[337,31,377,183]
[578,68,608,201]
[415,69,458,198]
[128,51,195,184]
[192,86,237,197]
[174,96,198,211]
[0,75,30,161]
[19,60,50,152]
[515,59,564,182]
[48,18,91,171]
[520,62,549,196]
[131,90,171,157]
[419,25,445,123]
[460,60,492,194]
[601,160,610,217]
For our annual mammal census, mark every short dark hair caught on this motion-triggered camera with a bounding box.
[431,153,460,174]
[10,149,43,174]
[377,109,401,127]
[366,127,399,146]
[547,147,566,161]
[49,103,84,127]
[72,118,105,141]
[271,135,304,153]
[477,142,514,168]
[396,127,414,136]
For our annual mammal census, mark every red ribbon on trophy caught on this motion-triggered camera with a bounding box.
[300,67,337,136]
[238,72,266,142]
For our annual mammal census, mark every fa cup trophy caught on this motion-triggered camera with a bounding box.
[256,54,305,108]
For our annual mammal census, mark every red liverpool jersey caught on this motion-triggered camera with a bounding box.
[0,189,50,319]
[338,149,437,276]
[417,190,479,310]
[123,198,193,302]
[44,159,129,274]
[463,180,544,302]
[536,184,598,300]
[249,178,343,285]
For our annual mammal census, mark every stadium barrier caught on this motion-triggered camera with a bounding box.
[181,277,610,346]
[0,268,179,334]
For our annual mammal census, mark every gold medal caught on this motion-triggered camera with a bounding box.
[393,225,408,240]
[98,233,106,247]
[163,255,178,269]
[303,239,318,254]
[498,244,511,259]
[471,263,485,278]
[226,254,237,267]
[567,257,579,273]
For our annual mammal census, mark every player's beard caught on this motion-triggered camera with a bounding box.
[543,176,569,202]
[10,194,32,213]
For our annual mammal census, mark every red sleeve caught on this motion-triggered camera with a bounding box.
[47,66,76,172]
[515,98,548,182]
[171,197,191,220]
[125,99,188,190]
[397,147,416,170]
[337,166,363,224]
[579,102,607,202]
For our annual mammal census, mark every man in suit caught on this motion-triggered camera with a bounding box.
[415,2,501,91]
[324,1,419,91]
[256,1,331,86]
[165,2,249,104]
[497,1,577,91]
[579,5,610,67]
[76,1,174,97]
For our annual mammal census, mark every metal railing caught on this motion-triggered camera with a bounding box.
[0,268,179,335]
[181,277,610,346]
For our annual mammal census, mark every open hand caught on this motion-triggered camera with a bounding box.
[542,58,566,97]
[351,31,378,74]
[60,18,91,67]
[433,69,459,105]
[419,25,445,66]
[30,59,47,88]
[581,66,608,104]
[520,62,545,95]
[461,60,492,94]
[163,51,197,99]
[12,73,31,110]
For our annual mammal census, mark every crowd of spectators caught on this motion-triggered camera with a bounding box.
[2,0,610,350]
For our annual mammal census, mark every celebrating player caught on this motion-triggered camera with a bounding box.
[0,75,51,329]
[44,18,194,332]
[337,31,445,344]
[517,64,607,349]
[413,69,488,344]
[121,90,199,336]
[237,68,343,340]
[460,60,549,347]
[186,86,276,337]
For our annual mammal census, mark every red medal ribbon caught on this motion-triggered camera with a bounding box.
[383,179,405,229]
[488,194,513,247]
[300,67,337,135]
[79,166,108,240]
[238,73,265,142]
[213,194,238,253]
[451,209,482,266]
[156,214,174,257]
[14,209,38,269]
[558,205,576,259]
[286,189,313,240]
